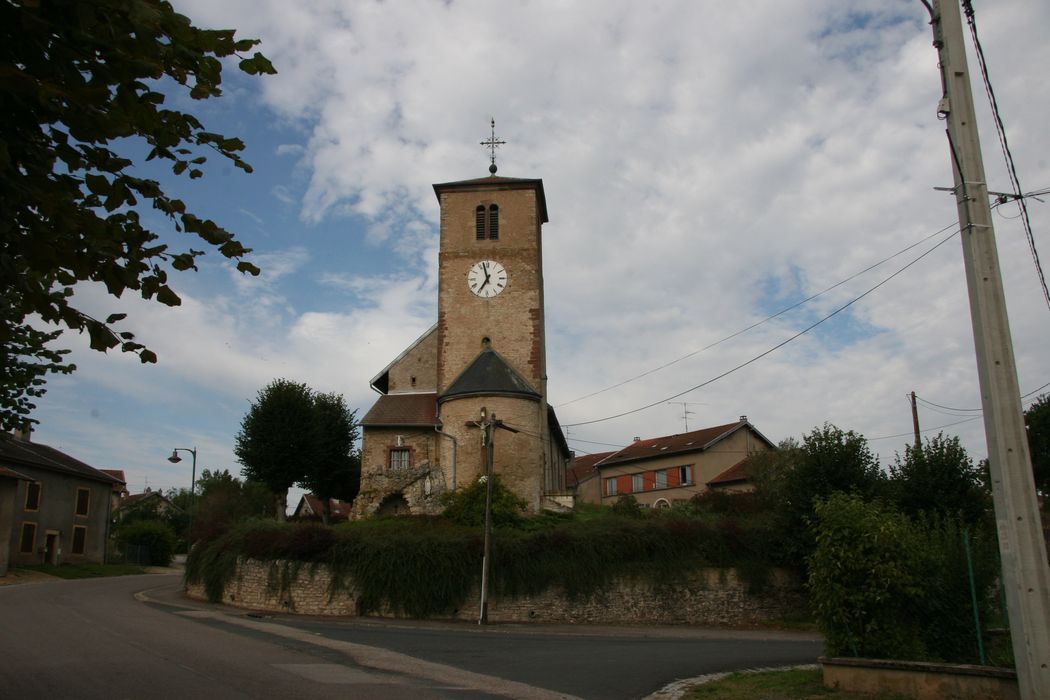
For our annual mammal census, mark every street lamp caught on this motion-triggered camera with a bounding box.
[167,447,197,501]
[168,448,198,544]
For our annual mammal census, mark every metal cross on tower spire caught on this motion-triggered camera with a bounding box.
[480,118,506,175]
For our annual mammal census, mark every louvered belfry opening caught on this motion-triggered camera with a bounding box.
[475,205,486,240]
[488,203,499,239]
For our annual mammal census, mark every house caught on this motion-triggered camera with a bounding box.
[356,159,572,517]
[115,488,183,524]
[291,494,352,523]
[1,428,122,566]
[564,451,615,506]
[570,417,775,508]
[1,465,32,576]
[100,469,129,513]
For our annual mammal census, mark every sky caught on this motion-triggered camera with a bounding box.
[25,0,1050,502]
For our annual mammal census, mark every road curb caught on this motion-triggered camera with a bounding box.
[643,663,821,700]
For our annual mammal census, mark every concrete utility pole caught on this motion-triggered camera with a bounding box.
[476,407,517,625]
[928,2,1050,696]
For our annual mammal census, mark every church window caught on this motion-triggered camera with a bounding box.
[487,204,499,239]
[475,203,499,240]
[389,448,410,470]
[475,206,486,240]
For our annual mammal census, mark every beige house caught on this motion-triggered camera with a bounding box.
[571,418,775,508]
[356,168,572,517]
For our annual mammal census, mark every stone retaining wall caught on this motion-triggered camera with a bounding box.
[184,559,806,626]
[820,656,1018,700]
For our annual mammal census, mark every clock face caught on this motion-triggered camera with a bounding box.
[467,260,508,298]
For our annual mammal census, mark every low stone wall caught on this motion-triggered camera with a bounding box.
[184,559,806,626]
[820,656,1018,700]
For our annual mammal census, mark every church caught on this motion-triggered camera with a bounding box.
[354,144,572,517]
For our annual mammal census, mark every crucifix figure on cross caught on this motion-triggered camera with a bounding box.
[480,118,506,175]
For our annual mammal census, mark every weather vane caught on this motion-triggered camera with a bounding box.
[480,118,505,175]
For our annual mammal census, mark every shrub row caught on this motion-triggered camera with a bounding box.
[185,504,785,618]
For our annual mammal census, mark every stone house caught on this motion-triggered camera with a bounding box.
[1,428,121,567]
[570,418,775,507]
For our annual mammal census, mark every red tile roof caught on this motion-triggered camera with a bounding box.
[101,469,128,494]
[707,457,753,486]
[596,422,746,468]
[566,451,615,486]
[294,494,352,520]
[361,393,439,427]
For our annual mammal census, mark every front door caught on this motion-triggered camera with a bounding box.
[44,531,60,565]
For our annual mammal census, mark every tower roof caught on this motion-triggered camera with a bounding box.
[432,176,548,224]
[439,348,540,403]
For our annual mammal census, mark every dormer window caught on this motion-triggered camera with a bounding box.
[475,203,499,240]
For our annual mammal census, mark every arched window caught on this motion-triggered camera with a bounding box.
[487,203,499,239]
[475,205,486,240]
[475,203,500,240]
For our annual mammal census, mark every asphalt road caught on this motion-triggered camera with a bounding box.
[0,573,822,699]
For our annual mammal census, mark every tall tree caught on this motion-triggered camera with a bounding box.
[0,0,275,431]
[1025,394,1050,497]
[752,424,885,567]
[888,433,989,524]
[235,379,318,521]
[300,392,361,525]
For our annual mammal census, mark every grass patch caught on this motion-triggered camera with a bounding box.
[684,669,912,699]
[21,563,148,579]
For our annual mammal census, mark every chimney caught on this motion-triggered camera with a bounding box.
[12,422,33,442]
[739,415,748,423]
[633,436,641,442]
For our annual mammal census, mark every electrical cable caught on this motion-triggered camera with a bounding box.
[556,220,961,408]
[562,230,959,428]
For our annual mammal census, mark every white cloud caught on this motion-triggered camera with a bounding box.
[28,0,1050,497]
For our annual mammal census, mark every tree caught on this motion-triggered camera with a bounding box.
[888,433,990,524]
[752,424,885,567]
[1025,393,1050,497]
[299,392,361,525]
[235,380,318,521]
[0,0,276,431]
[191,468,272,538]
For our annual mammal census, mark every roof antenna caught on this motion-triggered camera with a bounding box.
[480,118,505,175]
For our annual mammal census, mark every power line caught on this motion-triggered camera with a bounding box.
[556,220,962,408]
[562,229,959,428]
[867,416,982,443]
[964,0,1050,313]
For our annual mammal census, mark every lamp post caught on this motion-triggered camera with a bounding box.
[168,447,197,542]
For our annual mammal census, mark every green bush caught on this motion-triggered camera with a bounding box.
[440,474,527,527]
[609,493,643,518]
[115,520,176,567]
[808,493,1000,663]
[185,504,790,615]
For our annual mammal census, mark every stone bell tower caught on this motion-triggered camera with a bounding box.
[357,125,570,516]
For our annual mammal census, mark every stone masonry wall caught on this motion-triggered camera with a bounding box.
[185,559,806,626]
